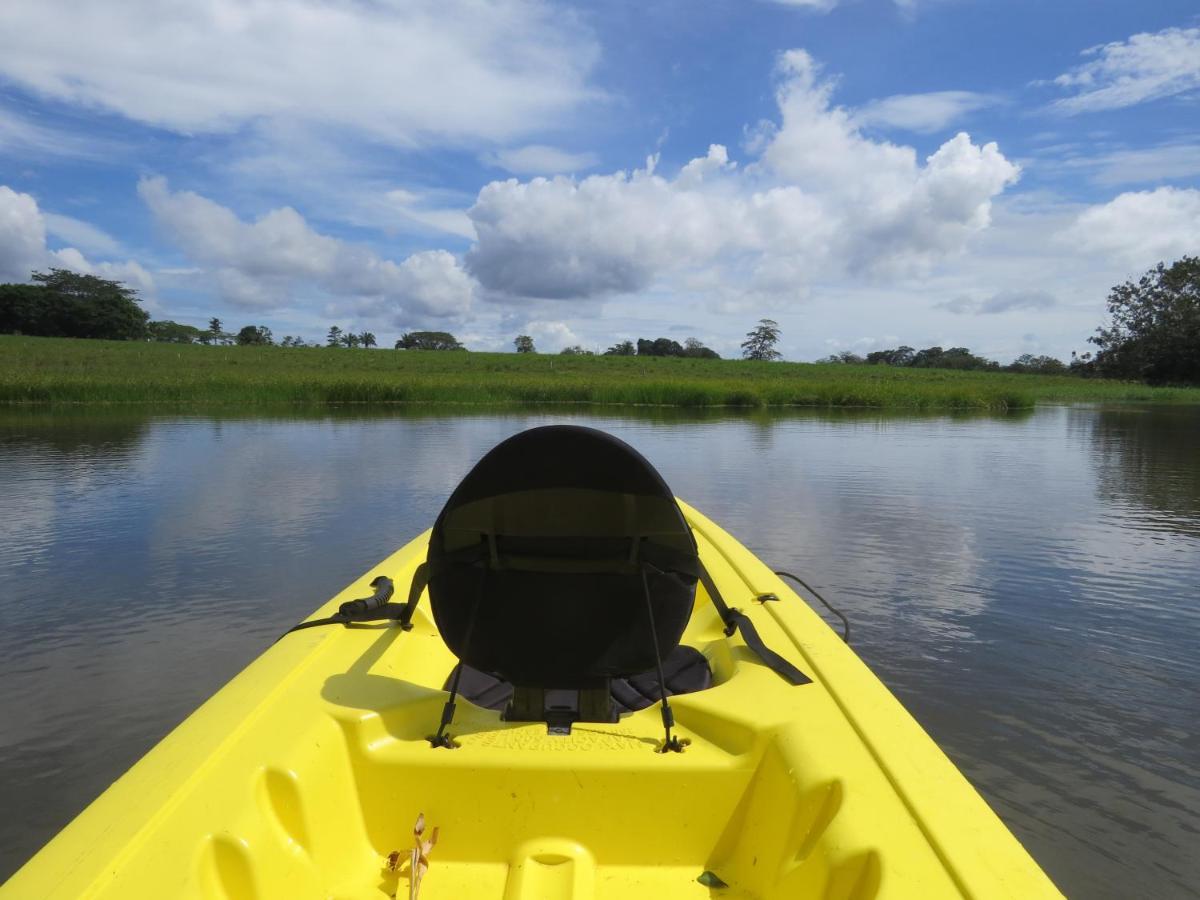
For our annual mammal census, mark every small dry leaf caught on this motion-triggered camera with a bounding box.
[385,850,403,873]
[409,813,438,900]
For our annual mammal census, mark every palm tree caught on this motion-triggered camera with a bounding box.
[360,331,376,349]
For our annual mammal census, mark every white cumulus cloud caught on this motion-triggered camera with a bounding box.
[1048,27,1200,114]
[0,186,47,281]
[523,320,583,352]
[138,176,474,319]
[0,0,598,145]
[1063,187,1200,268]
[465,50,1019,304]
[0,185,152,293]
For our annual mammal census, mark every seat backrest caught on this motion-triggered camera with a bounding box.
[427,425,698,689]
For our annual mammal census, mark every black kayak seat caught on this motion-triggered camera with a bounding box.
[424,425,701,737]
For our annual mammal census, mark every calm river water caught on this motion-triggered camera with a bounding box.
[1,405,1198,895]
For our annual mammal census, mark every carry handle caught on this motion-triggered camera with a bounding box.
[338,576,395,617]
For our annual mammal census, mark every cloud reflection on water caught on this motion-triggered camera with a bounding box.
[0,405,1197,895]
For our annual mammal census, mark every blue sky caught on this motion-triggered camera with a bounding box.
[1,0,1197,360]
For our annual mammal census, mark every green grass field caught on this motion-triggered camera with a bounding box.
[3,335,1198,410]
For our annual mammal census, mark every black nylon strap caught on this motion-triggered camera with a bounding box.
[698,564,811,686]
[433,537,699,579]
[724,609,811,686]
[399,562,430,629]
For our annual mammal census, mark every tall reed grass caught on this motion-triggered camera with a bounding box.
[3,336,1198,409]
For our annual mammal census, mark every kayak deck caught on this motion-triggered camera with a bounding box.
[3,503,1060,899]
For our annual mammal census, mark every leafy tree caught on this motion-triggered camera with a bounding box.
[0,284,57,336]
[514,334,535,353]
[148,320,204,343]
[1069,350,1095,377]
[683,337,720,359]
[0,269,149,340]
[1089,256,1200,385]
[819,351,866,364]
[395,331,465,350]
[1007,353,1067,375]
[627,336,718,358]
[865,345,996,371]
[341,332,361,349]
[559,345,594,355]
[236,325,274,345]
[637,337,685,357]
[910,346,946,368]
[866,346,915,366]
[326,325,343,347]
[200,317,232,346]
[360,332,376,349]
[741,318,782,361]
[912,346,996,370]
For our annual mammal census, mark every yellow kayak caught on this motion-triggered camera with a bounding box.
[4,426,1060,899]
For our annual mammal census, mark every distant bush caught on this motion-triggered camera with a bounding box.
[818,351,866,364]
[148,320,204,343]
[635,336,719,358]
[1006,354,1067,375]
[395,331,465,351]
[236,325,274,346]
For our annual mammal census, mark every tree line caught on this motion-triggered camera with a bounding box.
[514,334,723,358]
[2,259,1197,384]
[819,345,1068,375]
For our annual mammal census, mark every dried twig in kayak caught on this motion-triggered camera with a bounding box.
[410,812,439,900]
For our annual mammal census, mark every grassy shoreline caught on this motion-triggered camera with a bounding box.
[4,335,1199,410]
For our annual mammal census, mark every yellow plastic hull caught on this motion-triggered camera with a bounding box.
[3,502,1060,899]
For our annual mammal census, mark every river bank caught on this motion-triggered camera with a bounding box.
[4,335,1198,409]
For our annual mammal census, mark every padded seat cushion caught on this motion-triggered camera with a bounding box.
[443,645,714,715]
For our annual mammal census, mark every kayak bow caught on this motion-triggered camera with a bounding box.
[4,427,1060,899]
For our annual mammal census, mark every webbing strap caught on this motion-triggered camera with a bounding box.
[400,562,430,629]
[698,564,811,686]
[432,537,699,578]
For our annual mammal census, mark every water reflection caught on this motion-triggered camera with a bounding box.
[1072,405,1200,535]
[0,405,1196,897]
